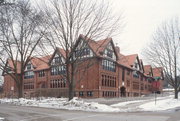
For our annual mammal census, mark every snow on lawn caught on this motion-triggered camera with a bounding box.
[111,100,145,107]
[0,117,4,121]
[0,97,120,112]
[139,97,180,111]
[1,94,180,112]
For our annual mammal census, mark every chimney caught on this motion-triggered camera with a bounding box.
[115,46,120,53]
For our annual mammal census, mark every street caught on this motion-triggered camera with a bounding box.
[0,104,179,121]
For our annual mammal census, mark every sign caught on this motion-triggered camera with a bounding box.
[122,82,124,86]
[11,86,14,91]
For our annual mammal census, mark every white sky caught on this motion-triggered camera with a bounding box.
[108,0,180,58]
[32,0,180,58]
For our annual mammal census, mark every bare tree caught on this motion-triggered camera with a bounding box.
[41,0,124,100]
[0,0,47,98]
[144,18,180,99]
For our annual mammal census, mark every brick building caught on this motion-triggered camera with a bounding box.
[2,35,164,98]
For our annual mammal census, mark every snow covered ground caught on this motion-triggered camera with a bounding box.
[0,93,180,112]
[111,100,146,107]
[0,117,4,121]
[139,95,180,111]
[0,97,119,112]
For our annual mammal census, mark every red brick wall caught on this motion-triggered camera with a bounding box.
[3,74,17,97]
[75,58,100,98]
[3,58,160,98]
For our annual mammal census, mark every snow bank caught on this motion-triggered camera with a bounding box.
[0,97,119,112]
[163,88,174,91]
[1,94,180,112]
[139,97,180,111]
[0,117,4,121]
[111,100,145,107]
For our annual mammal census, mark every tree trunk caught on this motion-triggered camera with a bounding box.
[175,87,178,99]
[17,81,23,98]
[68,83,74,101]
[17,73,23,98]
[68,63,75,101]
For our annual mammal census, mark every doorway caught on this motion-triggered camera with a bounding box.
[120,86,126,97]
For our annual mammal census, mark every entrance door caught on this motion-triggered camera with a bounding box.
[120,86,126,97]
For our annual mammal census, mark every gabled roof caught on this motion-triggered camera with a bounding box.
[117,53,132,69]
[57,48,66,58]
[139,59,144,72]
[2,34,162,79]
[144,65,152,76]
[79,34,117,58]
[31,55,52,71]
[125,54,138,67]
[153,67,163,77]
[5,59,21,74]
[95,38,112,56]
[48,47,66,65]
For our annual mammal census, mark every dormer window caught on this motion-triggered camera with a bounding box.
[103,43,116,60]
[26,64,32,70]
[134,58,140,70]
[133,71,139,78]
[135,63,138,68]
[51,54,63,65]
[51,65,66,75]
[75,47,90,58]
[6,67,12,73]
[54,57,61,64]
[106,50,113,58]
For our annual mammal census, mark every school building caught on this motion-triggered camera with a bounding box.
[2,35,164,98]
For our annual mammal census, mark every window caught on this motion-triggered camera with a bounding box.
[51,54,63,65]
[135,63,138,68]
[102,75,104,86]
[39,70,45,77]
[102,59,116,72]
[6,67,12,73]
[133,71,139,78]
[145,85,147,90]
[79,91,84,96]
[50,78,66,88]
[75,48,90,58]
[106,50,113,58]
[141,84,144,90]
[133,82,139,90]
[127,80,130,87]
[122,69,125,81]
[41,83,46,88]
[102,91,116,97]
[103,43,116,60]
[26,64,32,70]
[87,91,93,96]
[101,74,116,87]
[147,78,153,82]
[24,71,34,79]
[127,70,130,75]
[51,65,66,75]
[54,57,61,64]
[24,82,34,89]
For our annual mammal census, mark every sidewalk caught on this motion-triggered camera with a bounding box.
[82,93,169,105]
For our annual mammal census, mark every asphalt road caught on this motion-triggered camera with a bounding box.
[0,104,179,121]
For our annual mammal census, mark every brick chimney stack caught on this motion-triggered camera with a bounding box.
[115,46,120,53]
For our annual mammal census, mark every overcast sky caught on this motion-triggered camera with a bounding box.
[32,0,180,58]
[107,0,180,58]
